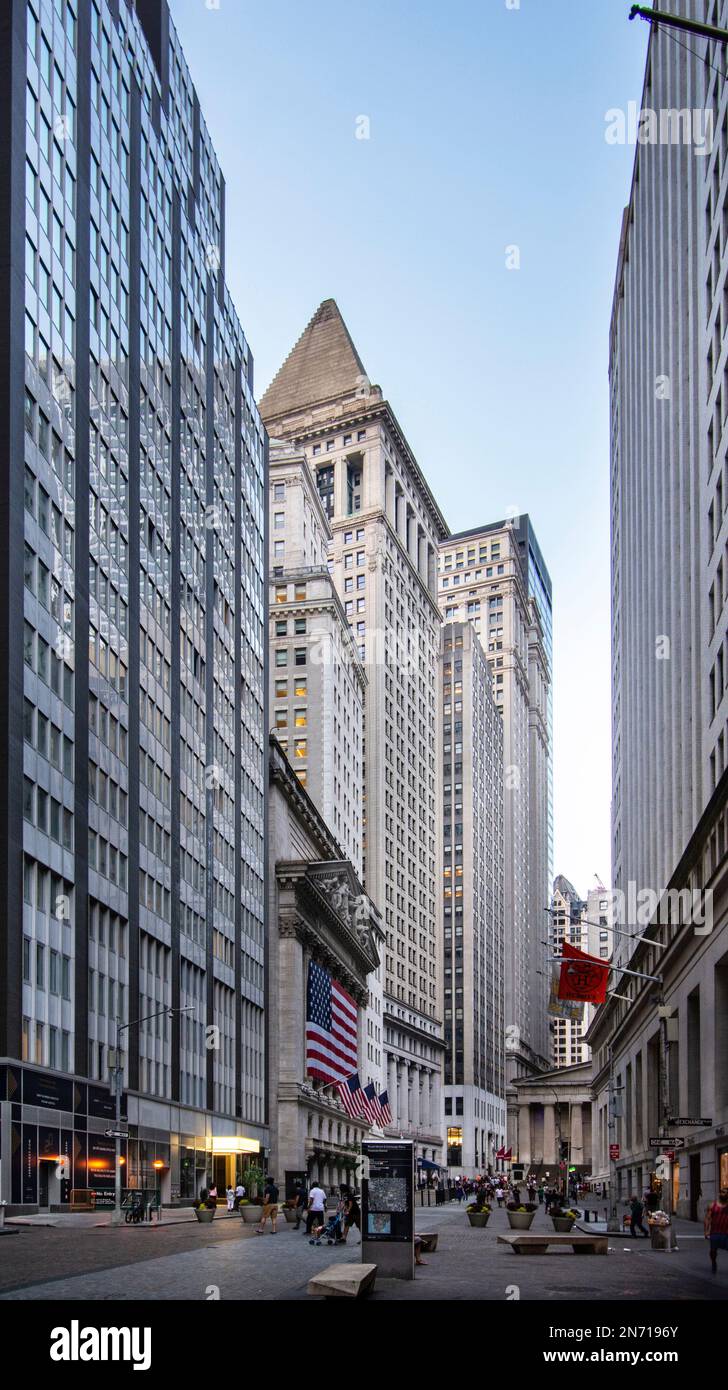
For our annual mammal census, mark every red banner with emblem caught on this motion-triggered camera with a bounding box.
[557,940,609,1004]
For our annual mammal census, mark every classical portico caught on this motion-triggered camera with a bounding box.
[512,1063,593,1179]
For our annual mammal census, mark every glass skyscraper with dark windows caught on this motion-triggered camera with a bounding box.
[0,0,267,1210]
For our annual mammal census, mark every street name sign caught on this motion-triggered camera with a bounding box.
[104,1128,129,1139]
[667,1117,712,1127]
[649,1136,685,1148]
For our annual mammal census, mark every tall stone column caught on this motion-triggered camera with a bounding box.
[431,1067,442,1143]
[411,1067,421,1128]
[421,1070,431,1131]
[543,1103,557,1166]
[389,1056,398,1126]
[571,1101,584,1168]
[518,1103,531,1165]
[334,457,348,517]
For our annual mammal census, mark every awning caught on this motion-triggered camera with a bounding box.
[417,1157,443,1171]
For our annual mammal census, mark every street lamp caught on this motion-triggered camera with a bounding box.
[109,1005,194,1227]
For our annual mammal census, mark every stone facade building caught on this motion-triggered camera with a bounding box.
[267,737,382,1192]
[439,623,506,1176]
[260,300,447,1164]
[512,1062,593,1184]
[437,518,552,1144]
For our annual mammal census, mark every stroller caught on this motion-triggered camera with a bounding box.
[310,1207,345,1246]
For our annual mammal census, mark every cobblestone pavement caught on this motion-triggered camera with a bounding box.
[1,1203,726,1301]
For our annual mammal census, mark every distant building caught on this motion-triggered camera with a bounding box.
[437,518,552,1145]
[550,877,612,1070]
[260,300,447,1163]
[439,623,506,1176]
[268,439,365,878]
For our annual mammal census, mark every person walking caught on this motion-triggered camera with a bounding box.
[234,1179,245,1211]
[537,1184,545,1205]
[293,1180,308,1231]
[496,1186,505,1210]
[340,1190,361,1245]
[705,1187,728,1273]
[225,1185,235,1212]
[307,1181,327,1239]
[629,1193,649,1239]
[255,1176,280,1235]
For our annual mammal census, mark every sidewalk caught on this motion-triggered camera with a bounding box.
[6,1207,245,1230]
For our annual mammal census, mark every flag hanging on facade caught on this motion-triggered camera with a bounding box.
[306,961,359,1083]
[379,1090,392,1125]
[363,1082,385,1127]
[361,1082,381,1125]
[496,1146,512,1160]
[558,940,609,1005]
[336,1072,367,1119]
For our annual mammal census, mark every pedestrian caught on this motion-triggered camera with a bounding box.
[629,1193,648,1239]
[255,1175,279,1235]
[704,1187,728,1274]
[340,1190,361,1244]
[496,1186,505,1209]
[234,1179,245,1211]
[208,1182,218,1207]
[307,1180,327,1239]
[226,1185,235,1212]
[537,1184,545,1205]
[293,1180,308,1230]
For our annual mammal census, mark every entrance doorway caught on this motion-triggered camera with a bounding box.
[690,1153,701,1222]
[38,1161,60,1212]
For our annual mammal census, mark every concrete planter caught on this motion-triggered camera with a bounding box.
[194,1208,215,1224]
[240,1205,263,1224]
[507,1210,536,1231]
[467,1211,490,1228]
[283,1208,298,1223]
[551,1216,576,1233]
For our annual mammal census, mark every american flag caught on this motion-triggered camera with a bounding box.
[336,1072,367,1119]
[306,961,358,1083]
[379,1090,392,1125]
[361,1082,382,1126]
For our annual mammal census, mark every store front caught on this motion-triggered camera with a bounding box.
[0,1062,268,1212]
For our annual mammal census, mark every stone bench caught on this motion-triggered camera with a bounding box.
[417,1232,438,1253]
[307,1263,377,1298]
[497,1232,608,1256]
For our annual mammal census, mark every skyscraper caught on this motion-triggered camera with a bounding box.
[260,300,447,1164]
[0,0,267,1209]
[437,517,552,1143]
[439,623,505,1175]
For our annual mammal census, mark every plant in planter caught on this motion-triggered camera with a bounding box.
[550,1206,578,1233]
[194,1190,216,1223]
[506,1200,537,1231]
[466,1200,492,1228]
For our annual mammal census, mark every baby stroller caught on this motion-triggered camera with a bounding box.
[310,1207,344,1246]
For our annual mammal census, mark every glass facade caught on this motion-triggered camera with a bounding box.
[2,0,266,1205]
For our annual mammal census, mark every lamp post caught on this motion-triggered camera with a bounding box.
[109,1005,194,1227]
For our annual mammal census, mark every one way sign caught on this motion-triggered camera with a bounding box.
[649,1136,685,1149]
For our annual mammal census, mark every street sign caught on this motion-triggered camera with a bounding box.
[104,1128,129,1140]
[667,1117,712,1128]
[609,1144,620,1159]
[649,1136,685,1148]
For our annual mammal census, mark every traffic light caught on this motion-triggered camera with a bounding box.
[559,1142,569,1160]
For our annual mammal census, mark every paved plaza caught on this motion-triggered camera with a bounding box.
[0,1202,725,1302]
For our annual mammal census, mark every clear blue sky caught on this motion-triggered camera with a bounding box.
[170,0,649,900]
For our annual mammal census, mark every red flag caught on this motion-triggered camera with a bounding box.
[496,1146,512,1160]
[558,941,608,1004]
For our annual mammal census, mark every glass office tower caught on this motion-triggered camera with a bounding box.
[0,0,267,1209]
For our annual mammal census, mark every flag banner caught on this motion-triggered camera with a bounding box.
[336,1072,367,1119]
[496,1146,512,1160]
[379,1090,392,1125]
[363,1082,385,1126]
[306,961,358,1083]
[548,973,585,1021]
[558,940,609,1004]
